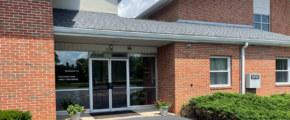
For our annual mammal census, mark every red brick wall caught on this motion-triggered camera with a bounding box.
[270,0,290,36]
[149,0,253,25]
[148,0,180,22]
[173,43,240,113]
[245,46,290,95]
[163,43,241,113]
[157,44,176,112]
[0,0,55,120]
[179,0,253,25]
[158,43,290,114]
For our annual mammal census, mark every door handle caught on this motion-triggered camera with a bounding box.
[107,83,113,89]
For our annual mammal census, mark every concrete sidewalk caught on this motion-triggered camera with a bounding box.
[57,108,190,120]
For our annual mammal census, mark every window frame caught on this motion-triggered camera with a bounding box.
[253,14,270,31]
[210,56,231,87]
[275,58,290,85]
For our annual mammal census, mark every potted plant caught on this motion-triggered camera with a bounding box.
[153,99,174,116]
[61,98,74,110]
[66,104,86,120]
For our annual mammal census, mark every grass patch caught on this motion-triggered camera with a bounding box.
[181,92,290,120]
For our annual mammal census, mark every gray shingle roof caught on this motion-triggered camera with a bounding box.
[53,9,290,41]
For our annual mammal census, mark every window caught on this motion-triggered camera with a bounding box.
[129,54,156,106]
[55,51,89,89]
[276,59,290,84]
[210,56,231,87]
[253,14,270,31]
[55,51,90,111]
[89,52,127,58]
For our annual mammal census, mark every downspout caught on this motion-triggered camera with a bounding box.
[241,42,248,94]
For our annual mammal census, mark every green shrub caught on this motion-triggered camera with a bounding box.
[0,110,32,120]
[181,92,290,120]
[181,103,195,119]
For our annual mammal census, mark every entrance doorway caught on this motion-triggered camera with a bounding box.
[89,58,129,113]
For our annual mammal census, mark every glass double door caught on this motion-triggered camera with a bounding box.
[89,58,129,112]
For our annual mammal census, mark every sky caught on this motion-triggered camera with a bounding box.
[55,51,88,65]
[118,0,159,18]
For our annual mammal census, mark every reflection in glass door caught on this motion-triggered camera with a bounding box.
[129,54,157,106]
[111,60,127,108]
[91,60,109,110]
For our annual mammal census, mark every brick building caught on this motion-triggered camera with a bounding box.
[146,0,290,113]
[1,0,290,119]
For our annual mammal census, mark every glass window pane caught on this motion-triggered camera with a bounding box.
[130,88,156,106]
[111,61,127,108]
[55,51,89,89]
[254,14,261,22]
[89,52,127,58]
[92,60,109,109]
[262,15,269,23]
[56,90,90,111]
[210,72,228,85]
[112,53,127,57]
[262,24,269,31]
[276,72,288,82]
[129,54,156,87]
[254,23,261,29]
[210,58,227,70]
[90,52,106,57]
[276,59,288,70]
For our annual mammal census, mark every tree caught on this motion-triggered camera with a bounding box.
[76,58,88,78]
[55,52,60,63]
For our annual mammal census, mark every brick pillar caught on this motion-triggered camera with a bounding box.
[0,0,55,120]
[157,43,176,113]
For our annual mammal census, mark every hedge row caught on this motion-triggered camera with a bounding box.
[181,92,290,120]
[0,110,32,120]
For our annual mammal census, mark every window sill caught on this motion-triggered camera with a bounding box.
[210,86,232,90]
[276,84,290,87]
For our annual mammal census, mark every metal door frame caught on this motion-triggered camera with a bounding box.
[89,58,129,113]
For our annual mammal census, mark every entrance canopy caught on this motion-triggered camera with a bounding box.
[53,8,290,47]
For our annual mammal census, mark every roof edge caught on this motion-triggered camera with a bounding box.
[53,26,290,47]
[135,0,173,19]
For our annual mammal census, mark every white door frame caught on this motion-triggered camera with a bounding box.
[89,58,129,113]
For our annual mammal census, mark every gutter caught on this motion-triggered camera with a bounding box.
[241,42,248,94]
